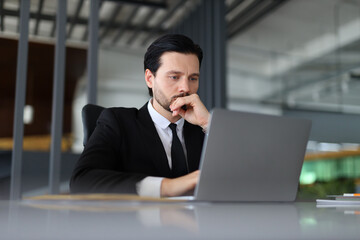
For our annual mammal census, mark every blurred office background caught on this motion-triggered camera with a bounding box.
[1,0,360,199]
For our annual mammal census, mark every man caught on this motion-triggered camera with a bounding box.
[70,34,210,197]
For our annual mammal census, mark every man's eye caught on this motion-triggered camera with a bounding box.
[169,76,178,80]
[190,77,198,81]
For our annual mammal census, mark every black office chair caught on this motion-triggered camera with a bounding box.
[81,104,105,146]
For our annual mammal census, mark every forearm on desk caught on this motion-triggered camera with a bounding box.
[136,176,164,197]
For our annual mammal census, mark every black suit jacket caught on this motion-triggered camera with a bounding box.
[70,103,205,194]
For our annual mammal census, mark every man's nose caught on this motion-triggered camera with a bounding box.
[179,77,190,93]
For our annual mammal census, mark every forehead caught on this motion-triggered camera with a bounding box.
[158,52,199,72]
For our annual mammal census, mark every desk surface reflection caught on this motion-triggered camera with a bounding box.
[1,200,360,240]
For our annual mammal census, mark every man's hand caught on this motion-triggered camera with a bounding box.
[170,94,210,130]
[160,170,200,197]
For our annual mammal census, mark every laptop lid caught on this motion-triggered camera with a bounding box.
[194,109,311,202]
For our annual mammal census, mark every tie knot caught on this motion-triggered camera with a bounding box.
[169,123,177,133]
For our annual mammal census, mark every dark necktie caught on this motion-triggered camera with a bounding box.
[169,123,188,178]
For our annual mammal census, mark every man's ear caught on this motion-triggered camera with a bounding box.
[145,69,154,88]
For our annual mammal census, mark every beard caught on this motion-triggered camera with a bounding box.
[153,86,189,113]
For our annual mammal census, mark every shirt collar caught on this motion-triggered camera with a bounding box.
[147,99,184,130]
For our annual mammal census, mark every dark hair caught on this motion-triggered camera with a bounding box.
[144,34,203,96]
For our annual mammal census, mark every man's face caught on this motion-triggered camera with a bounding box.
[146,52,200,113]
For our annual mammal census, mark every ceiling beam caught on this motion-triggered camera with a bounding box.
[112,6,140,44]
[103,0,167,9]
[228,0,289,39]
[34,0,44,35]
[67,0,85,38]
[1,0,288,46]
[1,8,163,38]
[126,8,156,45]
[227,0,264,35]
[141,0,186,46]
[226,0,245,14]
[99,4,123,42]
[50,16,56,38]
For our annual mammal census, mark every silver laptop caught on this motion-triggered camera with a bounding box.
[191,108,311,202]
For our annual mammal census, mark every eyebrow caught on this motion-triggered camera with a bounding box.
[166,71,200,77]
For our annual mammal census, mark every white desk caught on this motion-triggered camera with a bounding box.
[1,200,359,239]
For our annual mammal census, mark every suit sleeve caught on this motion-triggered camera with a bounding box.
[70,108,147,194]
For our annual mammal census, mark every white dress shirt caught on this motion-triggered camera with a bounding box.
[136,100,187,197]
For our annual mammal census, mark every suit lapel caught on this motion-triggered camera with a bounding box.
[138,104,172,178]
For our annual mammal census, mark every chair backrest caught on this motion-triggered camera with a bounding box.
[81,104,105,146]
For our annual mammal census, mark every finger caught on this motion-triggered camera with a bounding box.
[171,108,185,117]
[170,96,190,111]
[171,106,184,116]
[172,109,178,116]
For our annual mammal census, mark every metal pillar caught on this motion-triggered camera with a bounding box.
[213,0,226,108]
[204,0,214,108]
[87,0,100,104]
[49,0,67,194]
[10,0,30,200]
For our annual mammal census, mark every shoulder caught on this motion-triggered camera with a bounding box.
[98,107,139,124]
[107,107,139,117]
[98,103,149,125]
